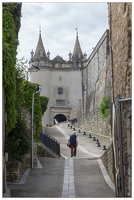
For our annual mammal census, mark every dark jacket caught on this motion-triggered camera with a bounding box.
[70,134,77,144]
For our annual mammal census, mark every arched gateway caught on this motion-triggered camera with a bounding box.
[54,114,67,124]
[28,29,84,126]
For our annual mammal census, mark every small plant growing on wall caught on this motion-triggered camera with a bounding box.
[99,95,111,124]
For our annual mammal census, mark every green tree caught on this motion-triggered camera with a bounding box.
[22,80,43,141]
[5,58,44,161]
[5,117,30,162]
[5,58,30,162]
[15,58,28,113]
[40,96,49,115]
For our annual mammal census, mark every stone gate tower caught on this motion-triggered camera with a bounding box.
[28,30,86,126]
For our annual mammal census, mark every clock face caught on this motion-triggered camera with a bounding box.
[58,87,63,94]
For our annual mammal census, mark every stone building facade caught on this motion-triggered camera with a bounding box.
[28,31,87,126]
[28,29,111,131]
[85,29,111,113]
[76,29,112,138]
[108,2,132,197]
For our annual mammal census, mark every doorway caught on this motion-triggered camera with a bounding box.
[54,114,67,124]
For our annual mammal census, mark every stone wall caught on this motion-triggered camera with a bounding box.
[101,143,114,183]
[37,143,60,158]
[85,29,111,113]
[80,29,112,138]
[6,161,25,182]
[108,2,132,99]
[77,109,111,138]
[108,2,132,197]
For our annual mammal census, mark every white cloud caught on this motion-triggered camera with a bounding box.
[17,2,108,61]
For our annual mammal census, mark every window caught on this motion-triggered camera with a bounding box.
[56,100,65,106]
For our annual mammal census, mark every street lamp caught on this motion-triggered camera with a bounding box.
[31,85,42,168]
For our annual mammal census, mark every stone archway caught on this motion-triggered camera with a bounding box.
[54,114,67,124]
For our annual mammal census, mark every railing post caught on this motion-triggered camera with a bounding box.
[117,94,125,197]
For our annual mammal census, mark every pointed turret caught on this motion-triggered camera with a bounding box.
[72,29,84,62]
[69,51,72,61]
[47,50,50,60]
[32,29,47,61]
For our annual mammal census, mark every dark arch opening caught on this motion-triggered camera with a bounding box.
[54,114,67,124]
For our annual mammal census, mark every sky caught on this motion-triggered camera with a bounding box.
[16,2,109,62]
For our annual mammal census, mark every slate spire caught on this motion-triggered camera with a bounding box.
[72,28,84,62]
[33,27,47,60]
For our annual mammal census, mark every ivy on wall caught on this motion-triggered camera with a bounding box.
[3,4,18,134]
[5,59,31,162]
[3,4,48,161]
[22,80,43,141]
[5,58,47,161]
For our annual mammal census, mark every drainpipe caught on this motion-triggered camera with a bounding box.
[109,3,114,103]
[97,50,99,80]
[81,62,84,118]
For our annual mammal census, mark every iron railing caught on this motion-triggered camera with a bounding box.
[117,94,132,197]
[39,132,60,156]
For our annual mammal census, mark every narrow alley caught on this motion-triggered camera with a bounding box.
[6,123,115,198]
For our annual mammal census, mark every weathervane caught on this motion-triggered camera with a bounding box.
[39,25,41,35]
[75,27,78,36]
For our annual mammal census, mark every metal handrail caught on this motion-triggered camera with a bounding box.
[39,132,60,156]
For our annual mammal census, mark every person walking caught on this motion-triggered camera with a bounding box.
[68,131,78,157]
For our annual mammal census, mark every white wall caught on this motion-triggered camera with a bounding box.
[30,69,82,125]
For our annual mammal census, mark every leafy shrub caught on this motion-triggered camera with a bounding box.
[22,80,43,142]
[40,96,49,115]
[5,117,30,162]
[100,95,111,124]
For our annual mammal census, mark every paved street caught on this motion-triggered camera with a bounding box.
[6,122,116,198]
